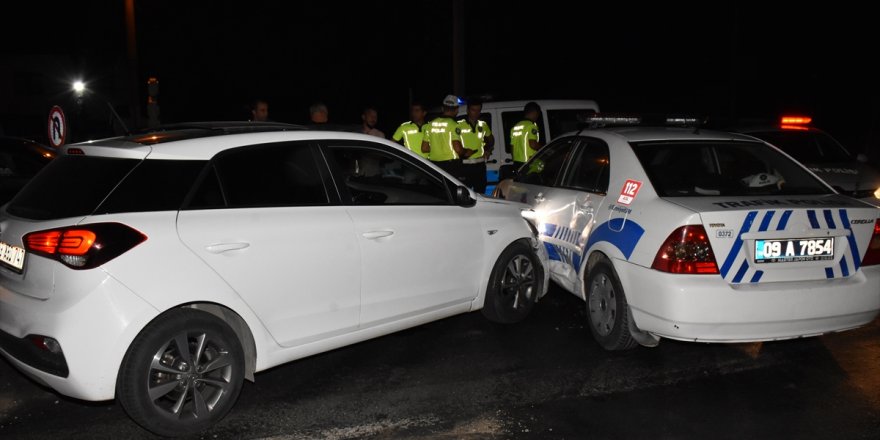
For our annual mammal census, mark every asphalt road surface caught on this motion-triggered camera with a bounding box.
[2,284,880,439]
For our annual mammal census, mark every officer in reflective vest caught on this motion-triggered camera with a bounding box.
[392,102,429,159]
[457,100,494,194]
[510,101,543,169]
[421,95,475,179]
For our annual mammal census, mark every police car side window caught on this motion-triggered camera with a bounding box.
[560,138,610,193]
[324,145,451,206]
[514,137,575,187]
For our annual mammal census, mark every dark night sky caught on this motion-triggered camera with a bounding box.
[2,2,878,154]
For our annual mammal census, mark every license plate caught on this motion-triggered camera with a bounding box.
[754,238,834,264]
[0,241,26,272]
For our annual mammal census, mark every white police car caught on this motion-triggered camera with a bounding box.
[496,118,880,350]
[0,122,548,436]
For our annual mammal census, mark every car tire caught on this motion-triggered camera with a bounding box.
[585,261,638,351]
[482,240,541,324]
[117,308,245,437]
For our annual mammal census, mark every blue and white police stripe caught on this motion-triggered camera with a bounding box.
[720,209,861,283]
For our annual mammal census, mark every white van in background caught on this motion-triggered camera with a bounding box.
[457,99,600,194]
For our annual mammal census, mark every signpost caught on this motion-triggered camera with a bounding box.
[47,106,67,148]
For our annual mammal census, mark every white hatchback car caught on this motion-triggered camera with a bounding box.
[497,122,880,350]
[0,123,548,436]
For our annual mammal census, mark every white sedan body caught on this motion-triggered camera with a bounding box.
[499,127,880,344]
[0,128,548,401]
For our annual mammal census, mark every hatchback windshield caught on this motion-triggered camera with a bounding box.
[631,141,833,197]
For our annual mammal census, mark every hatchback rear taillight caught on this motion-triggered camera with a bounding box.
[652,225,719,274]
[861,220,880,266]
[24,223,146,269]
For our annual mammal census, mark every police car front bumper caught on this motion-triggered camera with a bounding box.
[617,261,880,343]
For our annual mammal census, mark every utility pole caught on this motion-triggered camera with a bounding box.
[452,0,465,97]
[125,0,142,128]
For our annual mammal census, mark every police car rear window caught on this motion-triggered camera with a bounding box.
[631,141,833,197]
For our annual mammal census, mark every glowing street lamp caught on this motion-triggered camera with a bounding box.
[72,80,86,96]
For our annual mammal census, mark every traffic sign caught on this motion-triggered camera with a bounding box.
[47,106,67,148]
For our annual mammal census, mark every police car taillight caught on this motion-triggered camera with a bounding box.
[860,219,880,266]
[652,225,719,274]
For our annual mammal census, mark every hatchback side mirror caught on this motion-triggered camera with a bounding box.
[455,185,476,207]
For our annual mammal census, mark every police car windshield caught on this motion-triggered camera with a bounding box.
[631,141,833,197]
[748,130,853,163]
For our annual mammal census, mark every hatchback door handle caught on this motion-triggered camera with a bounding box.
[534,193,545,203]
[362,230,394,240]
[205,242,250,254]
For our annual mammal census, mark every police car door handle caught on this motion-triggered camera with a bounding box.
[504,159,512,163]
[362,230,395,240]
[487,159,498,164]
[205,242,250,254]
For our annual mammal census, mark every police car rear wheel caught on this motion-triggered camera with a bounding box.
[482,241,539,324]
[586,262,637,351]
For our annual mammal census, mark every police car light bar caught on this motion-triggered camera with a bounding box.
[781,116,812,125]
[665,117,703,126]
[582,115,642,129]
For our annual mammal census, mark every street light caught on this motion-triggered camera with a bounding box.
[72,80,86,96]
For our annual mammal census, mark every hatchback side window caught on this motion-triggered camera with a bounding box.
[325,145,451,205]
[560,138,610,193]
[514,137,576,187]
[189,142,329,209]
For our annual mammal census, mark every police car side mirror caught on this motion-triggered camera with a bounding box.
[857,153,869,163]
[454,185,476,207]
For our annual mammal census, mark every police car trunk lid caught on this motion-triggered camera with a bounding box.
[664,195,879,284]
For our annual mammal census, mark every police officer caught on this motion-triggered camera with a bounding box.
[457,100,494,193]
[510,101,543,168]
[421,95,475,178]
[392,102,429,159]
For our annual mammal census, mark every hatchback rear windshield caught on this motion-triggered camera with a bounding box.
[631,141,834,197]
[7,155,205,220]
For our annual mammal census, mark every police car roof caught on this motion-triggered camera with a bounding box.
[561,126,760,143]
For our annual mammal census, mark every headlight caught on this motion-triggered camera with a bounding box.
[874,187,880,199]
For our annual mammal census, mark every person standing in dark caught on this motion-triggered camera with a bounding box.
[510,101,543,167]
[249,99,269,122]
[309,102,329,125]
[457,100,494,193]
[392,102,429,159]
[421,95,474,180]
[361,106,385,138]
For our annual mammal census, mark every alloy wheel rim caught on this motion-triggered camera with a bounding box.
[500,254,536,310]
[147,331,234,420]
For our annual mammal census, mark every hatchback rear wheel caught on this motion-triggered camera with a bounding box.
[117,309,245,437]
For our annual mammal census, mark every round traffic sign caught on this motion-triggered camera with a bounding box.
[47,106,67,148]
